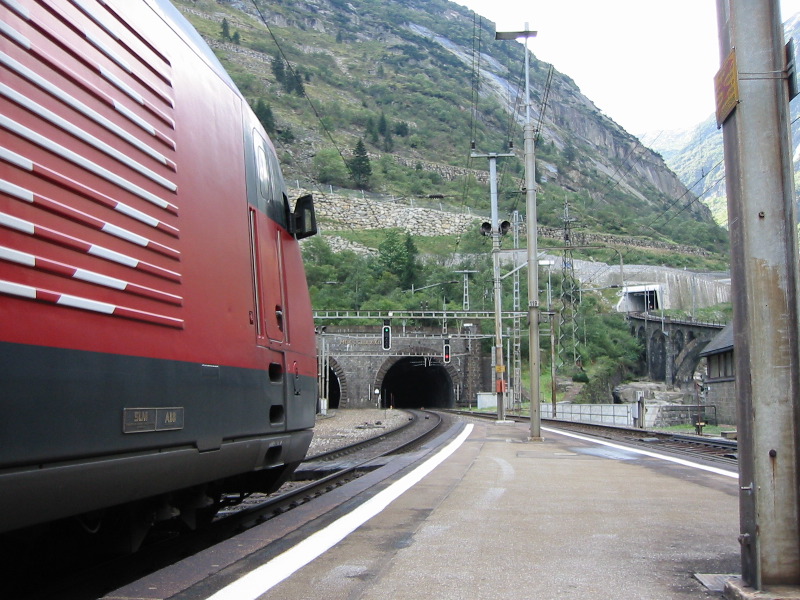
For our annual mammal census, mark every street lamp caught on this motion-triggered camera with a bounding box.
[496,24,542,440]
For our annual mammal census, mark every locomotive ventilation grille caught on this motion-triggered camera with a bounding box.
[0,0,183,328]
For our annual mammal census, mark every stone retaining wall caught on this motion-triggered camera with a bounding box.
[297,187,715,257]
[298,188,479,237]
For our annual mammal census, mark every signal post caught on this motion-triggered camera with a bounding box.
[472,149,513,421]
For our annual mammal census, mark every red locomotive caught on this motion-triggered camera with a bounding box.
[0,0,318,545]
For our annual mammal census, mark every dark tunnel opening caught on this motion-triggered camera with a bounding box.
[380,357,454,409]
[327,366,341,409]
[320,365,341,411]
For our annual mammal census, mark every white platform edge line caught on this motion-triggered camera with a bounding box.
[205,423,475,600]
[542,426,739,479]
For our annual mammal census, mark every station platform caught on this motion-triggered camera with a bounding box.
[182,417,742,600]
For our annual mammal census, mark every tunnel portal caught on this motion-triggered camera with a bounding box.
[324,365,341,409]
[380,357,454,409]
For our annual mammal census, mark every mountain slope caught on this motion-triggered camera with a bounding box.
[173,0,728,254]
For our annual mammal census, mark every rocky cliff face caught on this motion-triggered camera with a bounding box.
[179,0,720,240]
[544,97,707,218]
[405,17,713,222]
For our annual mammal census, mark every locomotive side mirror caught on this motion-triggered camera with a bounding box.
[292,194,317,239]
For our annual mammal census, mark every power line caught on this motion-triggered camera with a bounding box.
[247,0,393,241]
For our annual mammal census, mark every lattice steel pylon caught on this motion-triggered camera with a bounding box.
[558,199,580,369]
[511,211,522,411]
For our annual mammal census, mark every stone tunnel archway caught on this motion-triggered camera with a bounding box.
[376,356,455,409]
[321,357,347,410]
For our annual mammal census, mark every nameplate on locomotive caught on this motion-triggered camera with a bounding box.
[123,408,184,433]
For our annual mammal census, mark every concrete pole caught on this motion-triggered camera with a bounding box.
[495,25,541,438]
[716,0,800,589]
[550,314,557,418]
[524,60,542,441]
[524,117,541,440]
[489,155,506,421]
[472,150,513,421]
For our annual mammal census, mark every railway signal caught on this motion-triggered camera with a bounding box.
[382,321,391,350]
[443,339,451,363]
[479,221,511,236]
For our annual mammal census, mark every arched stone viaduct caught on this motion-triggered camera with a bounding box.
[317,326,487,410]
[627,313,725,389]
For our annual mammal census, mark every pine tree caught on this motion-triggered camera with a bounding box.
[221,18,231,41]
[378,112,388,137]
[254,99,276,135]
[291,71,305,96]
[348,139,371,189]
[366,117,379,145]
[401,233,419,289]
[376,231,419,289]
[271,55,286,84]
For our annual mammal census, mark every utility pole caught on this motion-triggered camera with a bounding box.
[496,24,541,439]
[559,199,579,368]
[716,0,800,592]
[511,212,523,413]
[472,149,513,421]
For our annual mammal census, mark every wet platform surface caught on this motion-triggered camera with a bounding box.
[188,417,740,600]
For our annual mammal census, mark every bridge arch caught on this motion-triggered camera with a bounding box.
[673,329,685,357]
[636,326,647,372]
[627,313,723,389]
[673,337,710,388]
[649,330,668,381]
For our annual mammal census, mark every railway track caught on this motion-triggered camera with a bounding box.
[5,410,445,600]
[215,409,443,525]
[447,409,738,466]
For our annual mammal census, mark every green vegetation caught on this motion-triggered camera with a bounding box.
[303,235,644,390]
[704,196,729,228]
[661,303,732,324]
[347,140,372,189]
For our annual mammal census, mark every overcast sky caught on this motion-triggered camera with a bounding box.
[456,0,800,136]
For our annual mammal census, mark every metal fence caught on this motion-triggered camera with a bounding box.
[540,403,633,426]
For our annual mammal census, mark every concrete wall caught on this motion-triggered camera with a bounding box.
[705,379,736,426]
